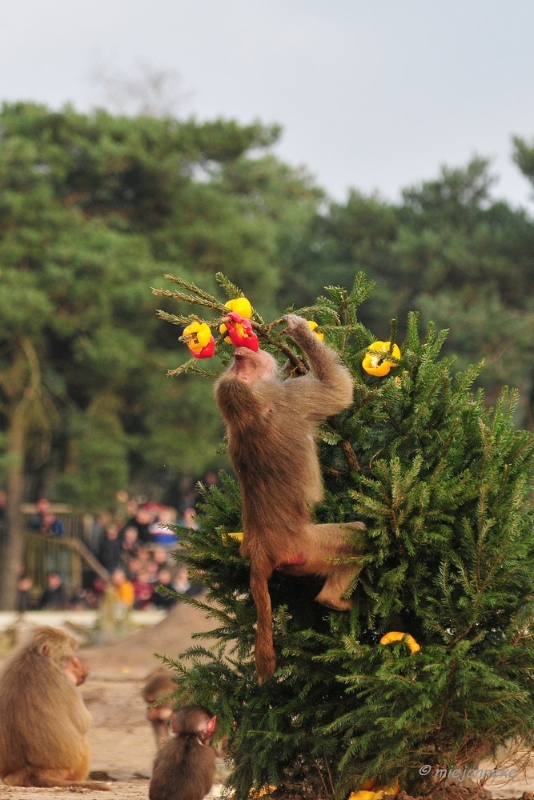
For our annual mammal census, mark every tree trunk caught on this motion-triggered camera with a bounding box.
[0,405,27,610]
[0,339,44,610]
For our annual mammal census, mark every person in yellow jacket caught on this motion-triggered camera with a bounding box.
[110,567,135,610]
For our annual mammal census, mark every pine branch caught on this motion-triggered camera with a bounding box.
[215,272,248,301]
[152,274,229,311]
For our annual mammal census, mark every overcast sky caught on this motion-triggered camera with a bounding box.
[2,1,534,210]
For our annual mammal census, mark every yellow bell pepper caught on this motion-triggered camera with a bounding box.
[362,341,401,376]
[220,298,253,342]
[223,531,243,544]
[307,320,325,341]
[350,780,400,800]
[225,297,253,317]
[380,630,420,654]
[378,782,400,797]
[183,321,213,355]
[248,787,277,798]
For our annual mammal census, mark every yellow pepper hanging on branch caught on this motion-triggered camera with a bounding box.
[379,630,420,654]
[159,272,345,379]
[307,320,324,341]
[182,294,322,361]
[182,320,216,359]
[362,341,401,377]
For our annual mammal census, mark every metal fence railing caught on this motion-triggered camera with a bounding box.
[24,532,84,598]
[20,504,86,541]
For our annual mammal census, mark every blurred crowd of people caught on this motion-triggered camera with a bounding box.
[14,487,212,613]
[87,498,204,609]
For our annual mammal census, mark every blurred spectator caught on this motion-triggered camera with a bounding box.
[148,506,179,546]
[133,568,155,609]
[110,568,135,611]
[42,512,65,537]
[120,525,140,562]
[98,523,122,573]
[30,497,50,526]
[37,571,70,610]
[136,545,151,567]
[152,546,170,570]
[16,572,34,611]
[180,471,217,512]
[125,555,142,581]
[120,505,154,544]
[85,511,111,555]
[70,587,98,610]
[91,576,107,599]
[143,500,161,515]
[122,499,139,524]
[29,498,65,537]
[178,507,199,531]
[145,559,160,585]
[181,482,200,510]
[152,568,177,611]
[203,471,218,490]
[173,564,192,595]
[172,564,204,598]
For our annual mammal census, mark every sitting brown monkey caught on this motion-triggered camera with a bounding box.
[149,705,217,800]
[0,626,109,790]
[215,313,365,682]
[143,666,176,749]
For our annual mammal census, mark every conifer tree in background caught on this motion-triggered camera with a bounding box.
[155,272,534,800]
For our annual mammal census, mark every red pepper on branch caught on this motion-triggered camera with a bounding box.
[183,320,216,359]
[224,311,259,352]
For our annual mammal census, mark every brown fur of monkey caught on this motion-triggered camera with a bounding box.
[143,666,176,749]
[0,626,109,790]
[149,705,217,800]
[214,313,366,682]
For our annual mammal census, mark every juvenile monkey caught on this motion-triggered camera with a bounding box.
[0,626,109,790]
[149,705,217,800]
[143,666,175,748]
[215,313,366,682]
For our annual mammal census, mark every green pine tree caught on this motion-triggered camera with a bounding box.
[156,272,534,800]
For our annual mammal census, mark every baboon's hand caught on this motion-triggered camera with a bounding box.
[282,314,311,340]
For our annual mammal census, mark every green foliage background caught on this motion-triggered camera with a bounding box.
[1,102,534,511]
[0,102,318,507]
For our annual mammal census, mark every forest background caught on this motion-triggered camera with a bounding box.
[1,101,534,577]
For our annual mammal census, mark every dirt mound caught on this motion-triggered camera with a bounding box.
[79,597,218,677]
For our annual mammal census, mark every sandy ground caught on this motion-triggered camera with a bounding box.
[1,602,534,800]
[0,600,226,800]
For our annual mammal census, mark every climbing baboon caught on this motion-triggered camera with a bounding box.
[214,314,365,681]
